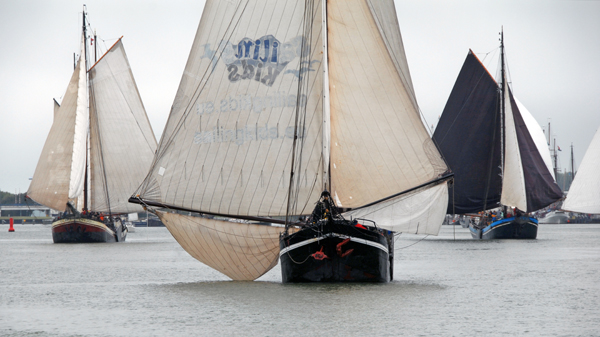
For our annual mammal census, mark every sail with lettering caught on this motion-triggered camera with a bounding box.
[432,31,562,240]
[27,7,157,243]
[562,126,600,214]
[131,0,451,282]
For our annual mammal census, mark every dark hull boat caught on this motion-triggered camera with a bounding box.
[280,198,394,282]
[26,7,157,244]
[432,30,562,239]
[469,216,537,240]
[129,0,452,282]
[52,217,127,243]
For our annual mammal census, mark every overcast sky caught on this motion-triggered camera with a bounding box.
[1,0,599,194]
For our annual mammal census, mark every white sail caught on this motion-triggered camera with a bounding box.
[88,39,157,213]
[501,82,528,211]
[158,211,292,281]
[515,97,555,180]
[562,126,600,213]
[138,0,324,217]
[344,182,448,235]
[27,52,87,211]
[327,0,447,210]
[69,35,90,202]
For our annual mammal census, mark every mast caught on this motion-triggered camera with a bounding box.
[94,29,97,63]
[571,143,575,181]
[500,27,507,214]
[553,137,558,178]
[82,6,89,212]
[500,27,505,193]
[321,0,331,193]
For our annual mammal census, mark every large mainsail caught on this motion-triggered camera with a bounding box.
[432,51,502,214]
[88,39,157,213]
[562,126,600,213]
[28,38,88,212]
[133,0,450,280]
[138,0,324,217]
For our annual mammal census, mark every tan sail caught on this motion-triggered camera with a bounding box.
[27,39,88,211]
[158,211,288,281]
[137,0,324,217]
[89,39,157,213]
[327,0,447,208]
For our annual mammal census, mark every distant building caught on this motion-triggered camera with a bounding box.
[0,205,56,218]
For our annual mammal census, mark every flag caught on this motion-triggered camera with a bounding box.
[558,146,562,151]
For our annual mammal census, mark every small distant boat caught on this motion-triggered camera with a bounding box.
[538,210,569,224]
[562,126,600,214]
[432,29,563,240]
[27,7,157,243]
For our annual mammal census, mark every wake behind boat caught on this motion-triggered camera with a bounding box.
[27,7,157,243]
[432,30,562,240]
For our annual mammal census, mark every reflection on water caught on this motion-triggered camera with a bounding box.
[1,224,599,336]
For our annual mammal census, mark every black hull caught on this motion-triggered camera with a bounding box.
[279,221,393,283]
[52,218,127,243]
[469,216,538,240]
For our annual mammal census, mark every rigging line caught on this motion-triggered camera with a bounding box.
[153,0,249,164]
[366,0,419,111]
[88,83,112,216]
[220,0,305,216]
[91,40,156,154]
[482,84,501,212]
[129,196,296,225]
[395,234,429,250]
[290,0,316,214]
[286,0,314,227]
[436,69,492,146]
[156,1,249,207]
[346,172,453,213]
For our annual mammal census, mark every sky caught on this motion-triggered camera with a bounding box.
[1,0,599,194]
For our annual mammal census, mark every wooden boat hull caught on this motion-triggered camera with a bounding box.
[279,221,393,283]
[52,217,127,243]
[469,216,537,240]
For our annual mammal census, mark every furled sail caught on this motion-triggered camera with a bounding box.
[88,39,157,213]
[27,39,88,211]
[562,126,600,214]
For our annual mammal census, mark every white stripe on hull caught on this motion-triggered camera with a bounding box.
[279,232,388,257]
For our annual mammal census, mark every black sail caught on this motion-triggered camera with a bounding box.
[509,91,563,212]
[433,50,502,214]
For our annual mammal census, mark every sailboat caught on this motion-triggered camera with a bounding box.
[27,7,157,243]
[432,30,563,240]
[130,0,452,282]
[562,127,600,214]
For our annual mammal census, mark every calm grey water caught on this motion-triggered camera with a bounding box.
[1,223,599,336]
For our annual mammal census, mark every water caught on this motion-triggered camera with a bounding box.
[1,224,599,336]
